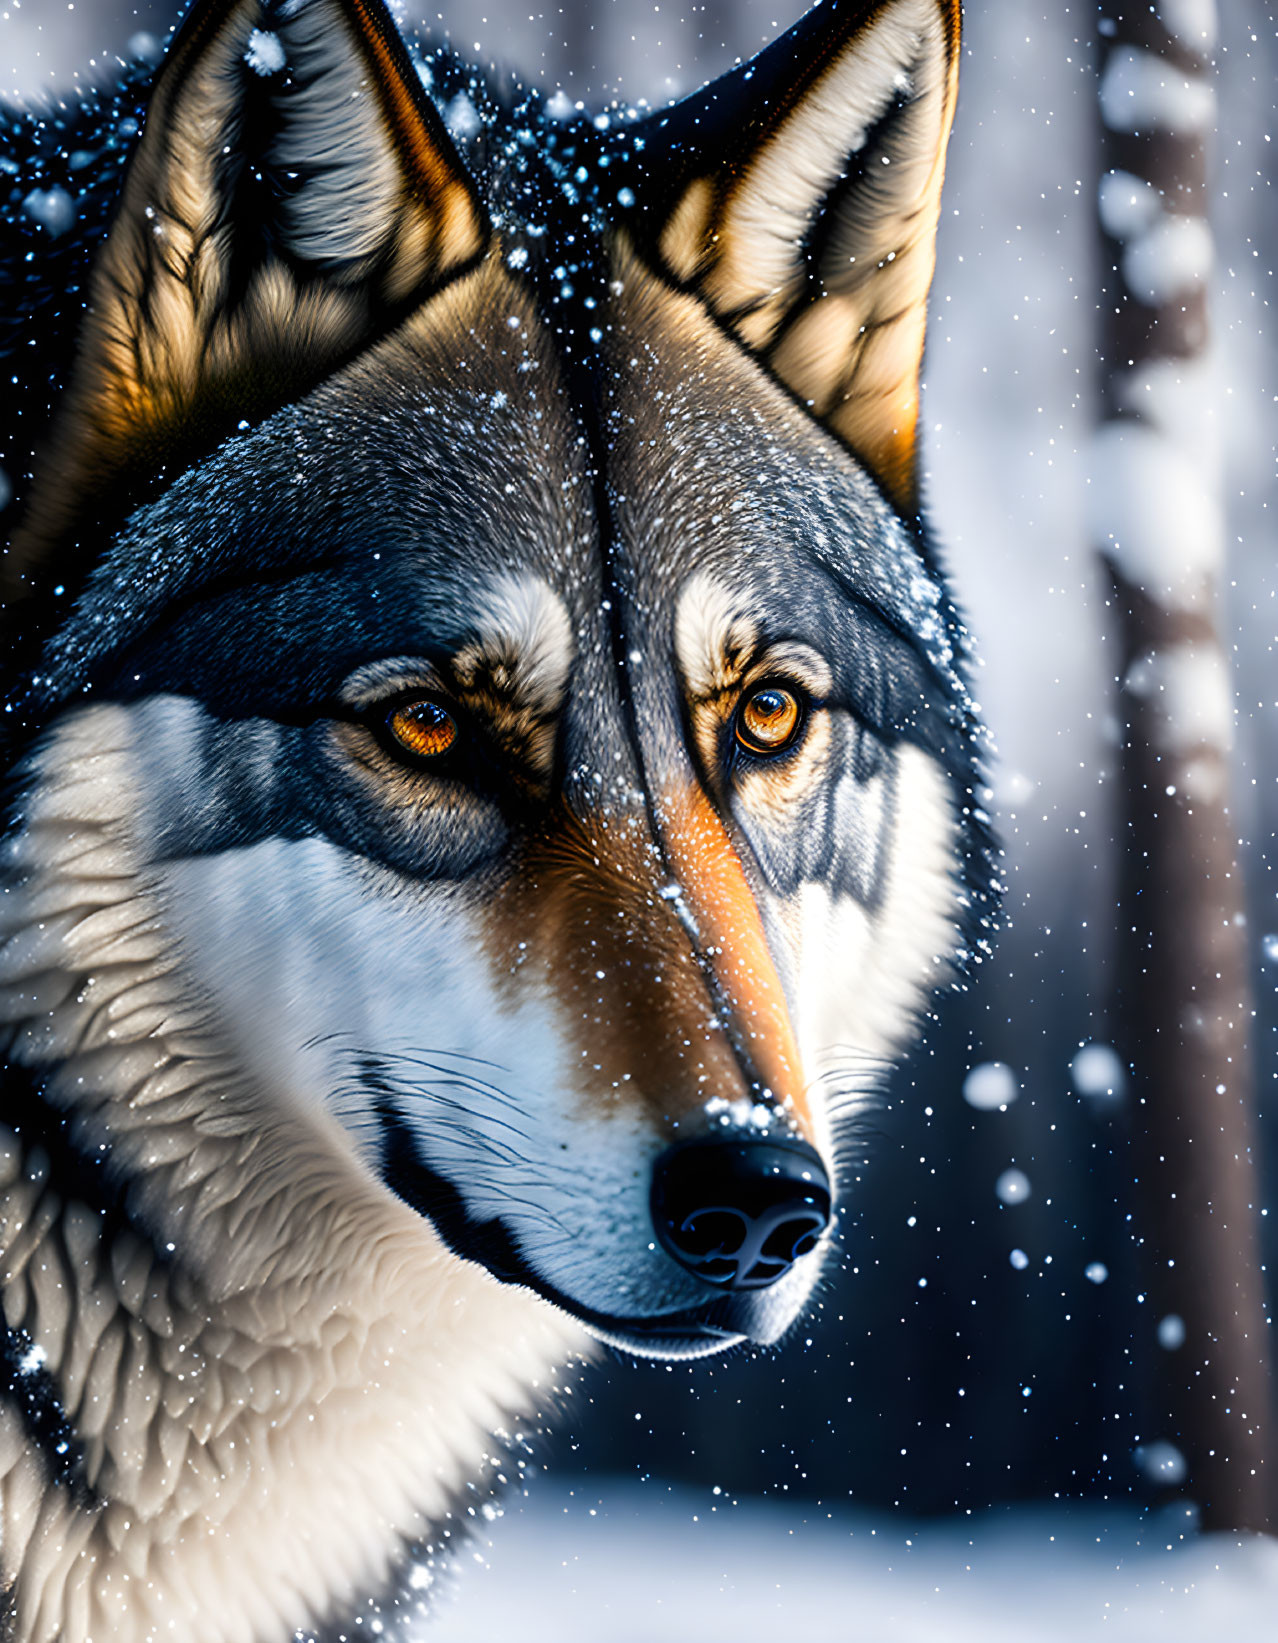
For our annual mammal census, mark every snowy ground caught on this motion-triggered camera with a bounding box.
[429,1480,1278,1643]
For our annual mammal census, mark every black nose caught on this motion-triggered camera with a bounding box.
[651,1137,831,1291]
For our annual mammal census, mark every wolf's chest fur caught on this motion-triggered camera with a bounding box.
[0,1,990,1637]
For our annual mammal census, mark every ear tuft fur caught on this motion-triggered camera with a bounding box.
[6,0,486,611]
[631,0,961,512]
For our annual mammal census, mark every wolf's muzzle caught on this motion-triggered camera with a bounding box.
[650,1137,831,1291]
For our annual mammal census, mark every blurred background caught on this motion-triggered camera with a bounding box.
[4,0,1277,1620]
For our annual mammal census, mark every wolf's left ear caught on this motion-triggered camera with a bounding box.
[7,0,485,602]
[628,0,960,514]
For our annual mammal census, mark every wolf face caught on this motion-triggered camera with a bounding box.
[0,0,989,1636]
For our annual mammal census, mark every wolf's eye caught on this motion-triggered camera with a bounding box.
[736,686,803,756]
[386,697,459,761]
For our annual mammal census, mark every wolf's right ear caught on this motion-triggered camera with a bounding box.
[7,0,485,602]
[626,0,961,516]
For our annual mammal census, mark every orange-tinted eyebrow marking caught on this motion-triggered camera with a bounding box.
[658,785,812,1136]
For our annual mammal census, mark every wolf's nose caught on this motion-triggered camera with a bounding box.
[650,1137,831,1291]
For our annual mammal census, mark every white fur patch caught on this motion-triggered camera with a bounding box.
[791,747,960,1159]
[0,704,584,1643]
[674,572,835,705]
[455,571,575,714]
[674,573,760,701]
[0,647,941,1635]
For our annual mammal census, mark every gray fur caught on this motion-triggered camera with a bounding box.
[0,2,990,1638]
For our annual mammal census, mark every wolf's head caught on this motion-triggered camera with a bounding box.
[2,0,988,1360]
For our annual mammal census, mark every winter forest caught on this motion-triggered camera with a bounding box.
[4,0,1278,1636]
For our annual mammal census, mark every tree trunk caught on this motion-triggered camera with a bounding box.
[1095,2,1272,1531]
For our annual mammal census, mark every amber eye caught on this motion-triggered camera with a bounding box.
[385,697,459,761]
[736,686,803,756]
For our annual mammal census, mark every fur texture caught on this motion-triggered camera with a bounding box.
[0,2,993,1637]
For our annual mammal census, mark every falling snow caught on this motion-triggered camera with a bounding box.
[1133,1441,1188,1486]
[1,1,1275,1636]
[1070,1043,1127,1105]
[962,1061,1019,1110]
[995,1169,1032,1206]
[243,28,286,77]
[21,185,75,236]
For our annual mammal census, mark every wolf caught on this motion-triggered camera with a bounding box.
[0,0,990,1636]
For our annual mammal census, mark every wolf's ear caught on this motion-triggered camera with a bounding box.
[629,0,960,514]
[8,0,485,598]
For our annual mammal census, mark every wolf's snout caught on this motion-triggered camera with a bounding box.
[650,1137,831,1291]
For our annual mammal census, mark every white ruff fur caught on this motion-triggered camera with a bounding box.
[0,706,587,1643]
[0,671,960,1639]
